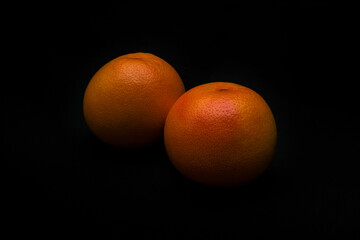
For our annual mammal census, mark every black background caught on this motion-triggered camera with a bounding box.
[4,1,359,239]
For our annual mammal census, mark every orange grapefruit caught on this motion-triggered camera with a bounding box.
[83,52,185,148]
[164,82,277,186]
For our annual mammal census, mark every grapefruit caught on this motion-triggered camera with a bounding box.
[83,52,185,148]
[164,82,277,186]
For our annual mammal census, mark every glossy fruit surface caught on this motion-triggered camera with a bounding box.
[164,82,277,186]
[83,52,185,148]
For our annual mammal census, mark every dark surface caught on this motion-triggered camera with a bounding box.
[4,2,359,239]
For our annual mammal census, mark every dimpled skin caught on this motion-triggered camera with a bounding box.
[83,53,185,148]
[164,82,277,186]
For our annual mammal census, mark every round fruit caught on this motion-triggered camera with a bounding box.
[83,52,185,148]
[164,82,277,186]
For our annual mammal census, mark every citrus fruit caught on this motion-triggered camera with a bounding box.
[164,82,277,186]
[83,52,185,148]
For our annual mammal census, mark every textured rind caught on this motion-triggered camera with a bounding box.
[83,53,185,148]
[164,82,277,186]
